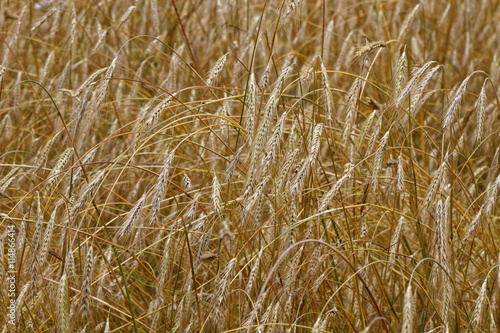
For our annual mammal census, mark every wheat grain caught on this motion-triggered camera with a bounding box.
[149,150,175,225]
[401,283,413,333]
[117,6,136,27]
[371,129,390,190]
[116,194,145,240]
[472,276,488,329]
[319,163,353,213]
[398,4,420,41]
[259,61,272,91]
[341,78,361,146]
[207,53,227,86]
[80,246,94,319]
[47,147,73,187]
[355,40,387,58]
[58,274,69,333]
[211,257,236,322]
[475,79,488,143]
[443,74,473,129]
[211,172,223,216]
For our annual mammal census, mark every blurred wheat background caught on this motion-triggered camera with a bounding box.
[1,0,500,332]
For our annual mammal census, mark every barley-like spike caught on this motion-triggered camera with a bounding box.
[257,303,274,333]
[389,215,405,266]
[442,272,452,325]
[207,53,227,86]
[335,30,355,71]
[80,246,94,319]
[91,28,109,55]
[472,276,488,329]
[0,65,6,82]
[268,303,280,333]
[69,147,98,190]
[40,206,57,265]
[47,147,73,187]
[288,200,298,245]
[259,61,271,90]
[211,258,237,322]
[117,195,146,240]
[145,94,175,127]
[14,282,30,319]
[441,195,451,267]
[171,296,184,333]
[149,150,175,225]
[158,236,171,290]
[319,163,353,213]
[354,40,387,58]
[301,63,314,87]
[117,6,136,27]
[245,175,270,214]
[245,250,262,296]
[341,78,361,146]
[312,268,330,294]
[65,249,75,278]
[182,173,192,190]
[277,148,300,193]
[396,152,405,193]
[69,4,77,46]
[58,274,69,333]
[421,161,446,214]
[40,50,55,85]
[290,158,310,195]
[323,20,334,61]
[34,130,62,173]
[71,85,94,139]
[194,227,212,270]
[31,6,58,32]
[320,61,334,124]
[249,66,292,179]
[0,166,20,195]
[393,48,408,96]
[70,169,107,224]
[285,244,304,289]
[463,174,500,244]
[398,4,420,41]
[394,61,436,108]
[356,110,377,149]
[306,245,322,277]
[401,283,413,333]
[212,172,223,216]
[443,74,473,129]
[245,73,257,145]
[226,145,244,183]
[91,56,117,112]
[264,110,289,166]
[308,123,324,161]
[371,129,390,190]
[475,78,488,143]
[463,209,483,246]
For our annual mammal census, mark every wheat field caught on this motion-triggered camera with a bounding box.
[1,0,500,332]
